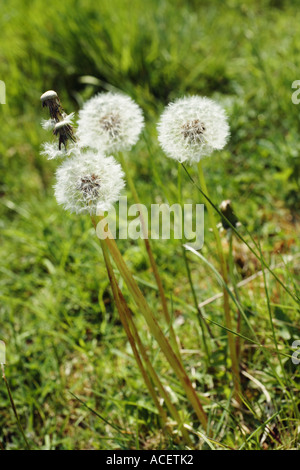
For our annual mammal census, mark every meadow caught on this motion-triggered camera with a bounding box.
[0,0,299,450]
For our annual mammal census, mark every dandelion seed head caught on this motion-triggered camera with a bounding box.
[77,92,144,153]
[54,151,125,214]
[157,96,230,164]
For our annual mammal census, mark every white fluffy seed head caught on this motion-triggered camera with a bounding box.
[157,96,230,164]
[54,151,125,214]
[77,92,144,153]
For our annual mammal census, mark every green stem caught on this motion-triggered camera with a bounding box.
[95,218,192,444]
[94,216,208,429]
[228,231,241,360]
[1,365,31,450]
[177,163,212,357]
[119,152,182,362]
[197,161,242,404]
[120,293,193,445]
[99,236,168,426]
[258,242,299,420]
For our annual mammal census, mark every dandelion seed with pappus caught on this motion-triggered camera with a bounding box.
[41,118,56,131]
[41,141,80,160]
[77,92,144,153]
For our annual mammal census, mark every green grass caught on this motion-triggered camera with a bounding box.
[0,0,299,450]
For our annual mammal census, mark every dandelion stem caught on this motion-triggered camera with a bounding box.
[228,230,242,360]
[1,364,31,450]
[94,217,193,444]
[117,285,193,445]
[98,235,168,426]
[197,161,242,404]
[177,163,212,357]
[119,152,182,363]
[94,217,208,429]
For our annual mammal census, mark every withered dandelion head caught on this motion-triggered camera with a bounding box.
[53,113,76,150]
[219,199,240,230]
[40,90,63,122]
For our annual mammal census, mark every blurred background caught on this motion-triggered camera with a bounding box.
[0,0,299,450]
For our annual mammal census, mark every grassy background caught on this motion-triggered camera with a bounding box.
[0,0,299,449]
